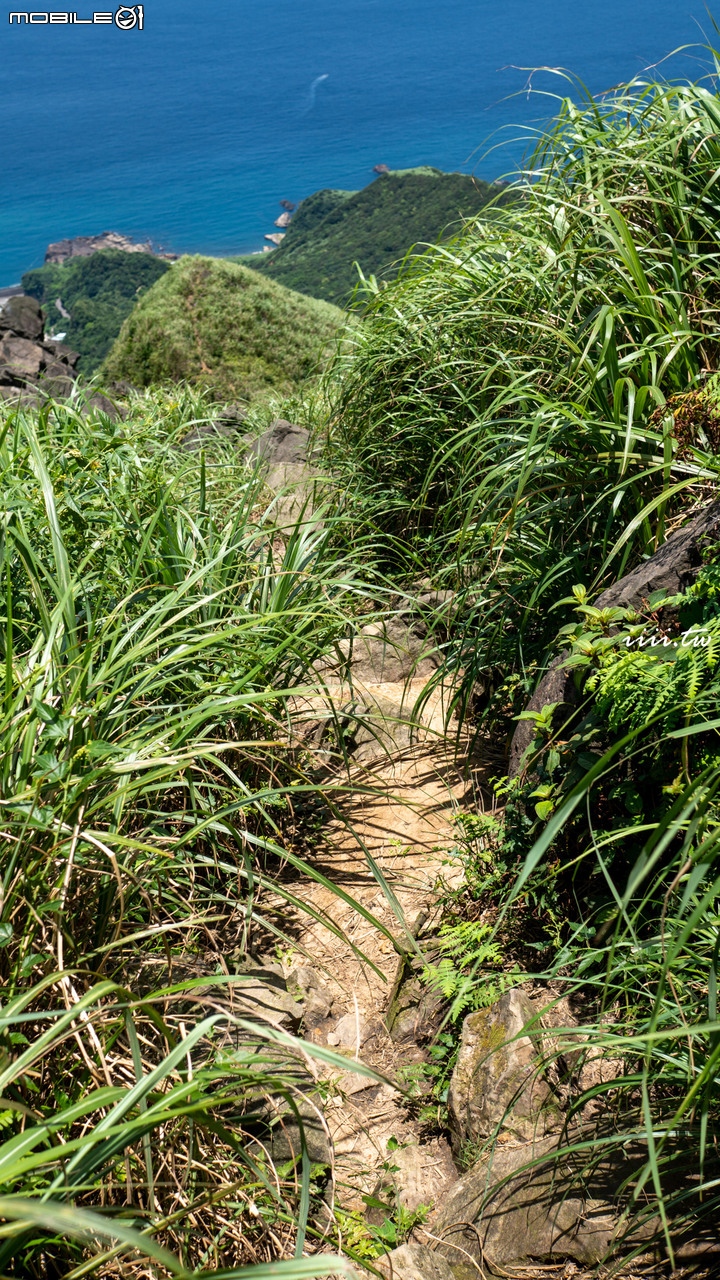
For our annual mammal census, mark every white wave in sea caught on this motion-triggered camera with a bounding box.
[303,73,329,115]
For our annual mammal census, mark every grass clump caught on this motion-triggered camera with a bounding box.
[102,255,345,403]
[323,76,720,709]
[242,168,511,307]
[0,389,384,1279]
[21,249,170,373]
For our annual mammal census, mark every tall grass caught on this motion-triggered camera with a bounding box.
[323,71,720,1265]
[323,74,720,715]
[493,714,720,1270]
[0,394,388,1277]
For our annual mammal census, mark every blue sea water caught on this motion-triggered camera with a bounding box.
[0,0,714,284]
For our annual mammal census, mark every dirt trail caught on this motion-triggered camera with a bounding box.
[278,707,499,1217]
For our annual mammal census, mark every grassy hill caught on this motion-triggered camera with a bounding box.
[241,167,511,306]
[21,249,169,373]
[102,254,345,399]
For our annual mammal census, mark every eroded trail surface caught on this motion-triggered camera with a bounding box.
[279,731,495,1222]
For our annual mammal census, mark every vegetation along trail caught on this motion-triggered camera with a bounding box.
[5,68,720,1280]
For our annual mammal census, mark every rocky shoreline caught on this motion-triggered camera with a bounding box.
[44,230,178,265]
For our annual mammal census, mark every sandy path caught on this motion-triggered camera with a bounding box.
[274,727,499,1216]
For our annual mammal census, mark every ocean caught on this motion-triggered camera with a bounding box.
[0,0,712,285]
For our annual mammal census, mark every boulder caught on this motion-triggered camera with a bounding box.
[350,618,439,684]
[0,335,44,380]
[43,338,80,368]
[434,1136,618,1271]
[40,360,76,387]
[40,373,76,401]
[508,497,720,777]
[0,295,44,340]
[378,1241,473,1280]
[246,419,310,467]
[447,988,559,1155]
[245,420,320,525]
[0,295,115,418]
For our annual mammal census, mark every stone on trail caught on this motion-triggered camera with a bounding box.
[350,617,440,684]
[289,964,335,1028]
[326,1010,369,1048]
[232,963,304,1031]
[378,1241,474,1280]
[448,987,559,1154]
[434,1135,618,1271]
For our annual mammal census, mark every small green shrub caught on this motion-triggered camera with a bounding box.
[422,920,504,1020]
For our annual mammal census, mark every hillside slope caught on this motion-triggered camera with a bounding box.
[243,168,511,306]
[102,255,345,400]
[21,249,169,373]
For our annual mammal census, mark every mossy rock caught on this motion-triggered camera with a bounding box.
[448,988,561,1153]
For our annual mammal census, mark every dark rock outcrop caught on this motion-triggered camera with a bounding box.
[0,294,45,340]
[508,499,720,777]
[0,294,119,417]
